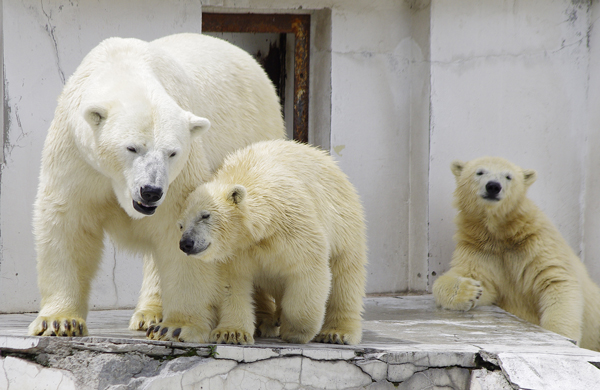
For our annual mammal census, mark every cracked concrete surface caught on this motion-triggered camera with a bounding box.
[1,295,600,389]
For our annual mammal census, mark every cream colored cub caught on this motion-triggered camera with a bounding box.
[178,140,367,345]
[433,156,600,351]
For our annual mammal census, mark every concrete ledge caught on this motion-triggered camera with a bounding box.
[1,295,599,389]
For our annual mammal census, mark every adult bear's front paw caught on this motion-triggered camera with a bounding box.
[211,328,255,345]
[146,322,210,343]
[28,315,88,337]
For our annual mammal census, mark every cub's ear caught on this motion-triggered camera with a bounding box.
[188,112,211,137]
[523,169,537,186]
[451,160,466,177]
[83,105,108,130]
[227,184,247,205]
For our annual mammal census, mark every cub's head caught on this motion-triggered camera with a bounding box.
[81,83,210,219]
[178,183,248,261]
[451,157,536,216]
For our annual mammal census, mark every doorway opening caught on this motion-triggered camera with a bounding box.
[202,13,310,143]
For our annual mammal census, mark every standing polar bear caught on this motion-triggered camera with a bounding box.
[28,33,284,341]
[433,156,600,351]
[173,140,367,345]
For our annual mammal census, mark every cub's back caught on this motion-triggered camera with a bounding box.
[222,140,365,243]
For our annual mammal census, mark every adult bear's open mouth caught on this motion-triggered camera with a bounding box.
[133,200,157,215]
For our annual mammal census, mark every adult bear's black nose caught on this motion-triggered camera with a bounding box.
[485,181,502,196]
[140,185,163,203]
[179,237,196,254]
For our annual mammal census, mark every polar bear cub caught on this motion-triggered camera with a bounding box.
[176,140,367,345]
[433,156,600,351]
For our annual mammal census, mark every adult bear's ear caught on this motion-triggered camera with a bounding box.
[227,184,247,205]
[188,112,211,137]
[83,104,108,130]
[451,160,465,177]
[523,169,537,187]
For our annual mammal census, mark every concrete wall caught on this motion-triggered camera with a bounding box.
[1,0,599,313]
[427,0,593,285]
[584,0,600,284]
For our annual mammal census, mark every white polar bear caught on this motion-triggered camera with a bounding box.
[28,33,284,341]
[170,140,367,345]
[433,157,600,351]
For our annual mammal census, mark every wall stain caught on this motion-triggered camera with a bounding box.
[333,145,345,156]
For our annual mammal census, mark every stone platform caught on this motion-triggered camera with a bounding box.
[1,295,599,389]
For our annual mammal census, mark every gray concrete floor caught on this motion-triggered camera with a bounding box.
[0,294,575,346]
[2,295,600,390]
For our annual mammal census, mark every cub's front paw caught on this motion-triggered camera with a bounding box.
[129,307,162,331]
[146,322,209,343]
[447,277,483,311]
[211,328,255,345]
[28,315,88,337]
[255,316,280,338]
[314,326,362,345]
[279,322,315,344]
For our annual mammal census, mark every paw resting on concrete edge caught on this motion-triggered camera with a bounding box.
[28,315,88,337]
[146,322,210,343]
[211,327,255,345]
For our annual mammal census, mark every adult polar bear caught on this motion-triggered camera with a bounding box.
[28,33,284,341]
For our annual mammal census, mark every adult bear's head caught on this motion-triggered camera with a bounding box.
[81,83,210,219]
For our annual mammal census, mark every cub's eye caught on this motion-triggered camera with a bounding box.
[169,151,177,158]
[476,170,484,176]
[178,223,183,231]
[126,146,137,153]
[506,175,512,181]
[201,211,211,220]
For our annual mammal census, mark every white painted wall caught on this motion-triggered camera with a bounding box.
[2,0,599,313]
[584,0,600,285]
[427,0,593,285]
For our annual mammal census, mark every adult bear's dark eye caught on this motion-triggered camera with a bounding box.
[169,151,177,158]
[201,211,211,220]
[476,170,484,176]
[127,146,137,153]
[506,175,512,181]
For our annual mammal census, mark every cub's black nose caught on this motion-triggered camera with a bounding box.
[179,237,195,254]
[485,181,502,196]
[140,185,163,203]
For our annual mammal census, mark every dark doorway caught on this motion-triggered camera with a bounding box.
[203,13,310,143]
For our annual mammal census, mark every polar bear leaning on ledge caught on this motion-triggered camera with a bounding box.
[433,156,600,351]
[28,33,284,342]
[169,140,367,345]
